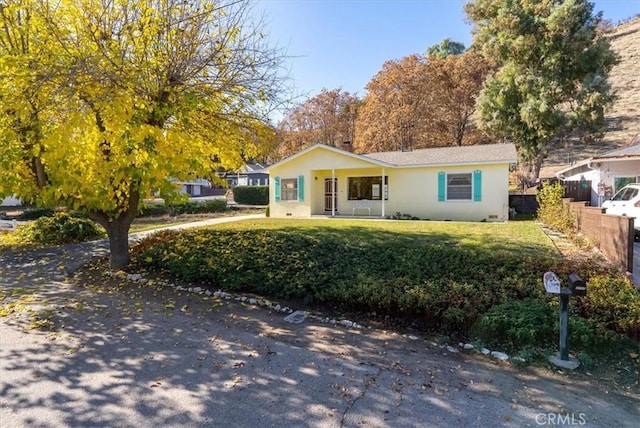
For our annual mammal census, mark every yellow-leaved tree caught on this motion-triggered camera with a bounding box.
[0,0,284,268]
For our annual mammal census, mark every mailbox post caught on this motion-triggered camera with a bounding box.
[543,271,587,370]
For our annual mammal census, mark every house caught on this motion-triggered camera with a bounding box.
[555,134,640,207]
[266,143,517,221]
[171,162,270,198]
[224,162,269,188]
[1,196,21,207]
[169,177,226,197]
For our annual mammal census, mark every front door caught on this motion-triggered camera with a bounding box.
[324,178,338,212]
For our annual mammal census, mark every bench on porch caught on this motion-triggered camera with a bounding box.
[352,199,372,216]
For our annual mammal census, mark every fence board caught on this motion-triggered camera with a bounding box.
[563,180,591,202]
[564,200,634,272]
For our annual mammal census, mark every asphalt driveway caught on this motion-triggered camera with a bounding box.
[1,216,639,427]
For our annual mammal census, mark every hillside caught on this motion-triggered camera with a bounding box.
[543,16,640,171]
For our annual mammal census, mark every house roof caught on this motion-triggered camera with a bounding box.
[267,143,517,171]
[265,144,391,171]
[240,162,267,173]
[363,143,517,167]
[592,135,640,159]
[555,134,640,177]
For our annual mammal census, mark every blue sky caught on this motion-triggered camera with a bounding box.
[256,0,639,101]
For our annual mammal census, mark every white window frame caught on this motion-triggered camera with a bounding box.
[347,176,389,201]
[280,178,298,201]
[446,173,473,201]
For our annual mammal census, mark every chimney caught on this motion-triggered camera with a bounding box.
[342,141,352,152]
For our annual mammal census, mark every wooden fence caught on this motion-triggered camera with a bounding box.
[563,181,591,202]
[509,194,538,215]
[564,199,635,273]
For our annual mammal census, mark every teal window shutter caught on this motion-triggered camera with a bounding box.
[274,176,280,202]
[437,171,445,201]
[473,170,482,201]
[298,175,305,202]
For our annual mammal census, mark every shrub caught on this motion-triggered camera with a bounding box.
[139,200,227,217]
[536,181,575,236]
[474,300,556,349]
[16,212,105,245]
[133,226,640,348]
[139,202,169,217]
[169,199,227,214]
[575,275,640,340]
[134,228,553,335]
[233,186,269,205]
[17,208,55,220]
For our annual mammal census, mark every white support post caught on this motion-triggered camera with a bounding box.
[381,168,386,218]
[331,169,336,217]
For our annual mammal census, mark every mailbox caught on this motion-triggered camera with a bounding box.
[568,273,587,296]
[544,271,587,369]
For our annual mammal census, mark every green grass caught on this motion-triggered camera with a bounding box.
[209,218,558,258]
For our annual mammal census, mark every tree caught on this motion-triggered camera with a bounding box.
[465,0,618,181]
[426,38,465,59]
[354,55,430,153]
[0,0,285,269]
[354,48,491,153]
[425,48,493,146]
[276,88,360,159]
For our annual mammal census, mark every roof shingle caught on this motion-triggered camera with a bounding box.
[362,143,517,166]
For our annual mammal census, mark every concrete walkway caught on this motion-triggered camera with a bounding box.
[1,215,639,427]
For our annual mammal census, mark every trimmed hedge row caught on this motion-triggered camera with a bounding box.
[139,199,227,217]
[135,228,553,332]
[233,186,268,205]
[134,227,640,348]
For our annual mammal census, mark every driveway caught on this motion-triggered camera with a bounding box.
[1,216,639,427]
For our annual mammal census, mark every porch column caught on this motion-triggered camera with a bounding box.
[332,168,336,217]
[381,167,386,218]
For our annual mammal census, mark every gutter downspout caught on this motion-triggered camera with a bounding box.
[586,159,603,207]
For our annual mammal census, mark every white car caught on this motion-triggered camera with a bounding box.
[602,183,640,236]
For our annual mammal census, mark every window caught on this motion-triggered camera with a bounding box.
[447,173,472,200]
[280,178,298,201]
[611,186,638,201]
[348,176,388,200]
[438,171,481,202]
[614,176,639,193]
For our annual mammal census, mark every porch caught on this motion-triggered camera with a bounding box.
[308,167,388,217]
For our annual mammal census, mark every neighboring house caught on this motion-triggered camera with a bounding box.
[171,177,224,197]
[555,134,640,207]
[224,162,269,188]
[172,162,270,197]
[266,143,517,221]
[1,197,21,207]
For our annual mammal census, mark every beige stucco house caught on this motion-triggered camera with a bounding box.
[266,143,517,221]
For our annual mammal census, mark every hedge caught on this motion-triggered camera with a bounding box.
[233,186,268,205]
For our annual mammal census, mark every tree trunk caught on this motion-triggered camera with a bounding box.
[521,150,547,185]
[88,185,141,270]
[103,217,134,270]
